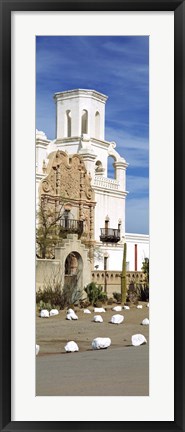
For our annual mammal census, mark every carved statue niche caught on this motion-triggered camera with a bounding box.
[69,253,78,275]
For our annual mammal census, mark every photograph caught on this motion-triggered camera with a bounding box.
[1,1,184,428]
[35,35,150,396]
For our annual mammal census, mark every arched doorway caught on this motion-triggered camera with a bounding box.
[64,251,83,292]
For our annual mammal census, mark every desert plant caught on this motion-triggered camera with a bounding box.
[84,282,104,305]
[36,267,83,309]
[107,297,114,305]
[36,286,64,309]
[94,300,103,308]
[61,281,83,308]
[142,258,149,284]
[98,291,108,304]
[79,299,91,309]
[135,284,149,302]
[127,282,139,304]
[113,292,122,303]
[121,242,127,304]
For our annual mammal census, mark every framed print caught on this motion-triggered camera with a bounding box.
[0,0,185,431]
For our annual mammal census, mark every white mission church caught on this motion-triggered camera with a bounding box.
[36,89,149,295]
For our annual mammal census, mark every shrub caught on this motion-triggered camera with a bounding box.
[98,291,108,304]
[36,287,63,309]
[84,282,105,305]
[94,300,103,308]
[136,284,149,302]
[37,300,51,312]
[79,299,91,309]
[107,297,114,305]
[36,284,83,310]
[127,283,138,304]
[113,292,122,303]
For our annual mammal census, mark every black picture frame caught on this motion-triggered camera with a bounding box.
[0,1,184,431]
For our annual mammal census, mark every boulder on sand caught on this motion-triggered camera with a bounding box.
[93,315,103,323]
[131,334,147,346]
[110,314,124,324]
[40,309,49,318]
[92,337,111,350]
[64,341,79,352]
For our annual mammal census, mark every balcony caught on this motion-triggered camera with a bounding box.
[93,176,119,190]
[100,228,120,243]
[60,219,83,236]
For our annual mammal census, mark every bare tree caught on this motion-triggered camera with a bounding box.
[36,199,64,259]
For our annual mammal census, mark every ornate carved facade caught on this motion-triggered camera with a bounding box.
[39,150,96,250]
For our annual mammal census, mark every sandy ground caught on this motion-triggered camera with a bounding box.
[36,302,149,396]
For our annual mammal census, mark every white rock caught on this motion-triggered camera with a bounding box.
[67,308,74,314]
[123,305,130,310]
[147,303,149,307]
[92,337,111,350]
[36,344,40,356]
[93,315,103,323]
[141,318,149,325]
[137,305,143,309]
[64,341,79,352]
[66,309,78,320]
[40,309,49,318]
[71,312,78,320]
[131,334,147,346]
[94,307,106,313]
[84,309,91,314]
[50,309,59,316]
[112,305,122,312]
[110,314,124,324]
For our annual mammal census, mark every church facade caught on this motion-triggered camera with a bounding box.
[36,89,149,294]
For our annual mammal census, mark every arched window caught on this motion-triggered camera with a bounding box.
[95,160,104,175]
[107,155,116,179]
[81,110,88,134]
[66,110,71,137]
[95,111,100,138]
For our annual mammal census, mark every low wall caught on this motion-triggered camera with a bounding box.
[91,270,146,297]
[36,259,146,299]
[36,259,61,291]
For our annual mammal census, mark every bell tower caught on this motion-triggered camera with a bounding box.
[54,89,108,141]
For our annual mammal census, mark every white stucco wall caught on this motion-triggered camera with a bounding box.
[125,233,149,271]
[36,130,50,174]
[93,234,149,272]
[93,188,126,241]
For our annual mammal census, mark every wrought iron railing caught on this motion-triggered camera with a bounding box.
[60,219,83,235]
[100,228,120,243]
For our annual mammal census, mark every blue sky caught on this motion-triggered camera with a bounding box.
[36,36,149,234]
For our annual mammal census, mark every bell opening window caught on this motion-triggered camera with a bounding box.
[107,155,116,179]
[66,110,72,137]
[95,111,100,138]
[81,110,88,134]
